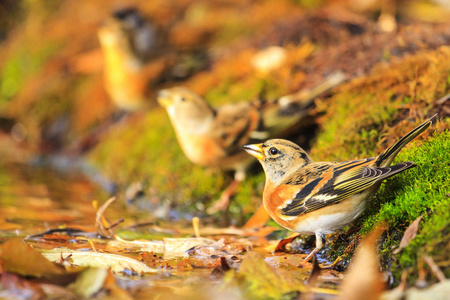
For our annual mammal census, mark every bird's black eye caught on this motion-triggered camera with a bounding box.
[269,147,278,155]
[180,97,186,102]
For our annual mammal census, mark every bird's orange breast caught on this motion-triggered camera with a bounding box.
[263,182,300,230]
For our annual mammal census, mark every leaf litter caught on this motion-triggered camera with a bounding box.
[3,189,448,299]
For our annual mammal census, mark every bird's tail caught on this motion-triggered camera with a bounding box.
[255,72,346,139]
[375,114,437,167]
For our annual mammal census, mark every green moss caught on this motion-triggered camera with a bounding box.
[361,131,450,233]
[326,130,449,284]
[309,47,450,283]
[395,199,450,282]
[372,131,450,283]
[312,46,450,162]
[0,42,61,105]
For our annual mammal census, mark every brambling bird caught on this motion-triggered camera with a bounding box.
[98,8,166,111]
[157,75,344,213]
[243,114,436,262]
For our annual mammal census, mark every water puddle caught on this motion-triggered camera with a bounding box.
[0,146,341,298]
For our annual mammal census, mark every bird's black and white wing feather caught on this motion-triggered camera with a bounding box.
[281,159,415,216]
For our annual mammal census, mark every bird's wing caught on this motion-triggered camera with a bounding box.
[211,102,262,154]
[280,158,415,216]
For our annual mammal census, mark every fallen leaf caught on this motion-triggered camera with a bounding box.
[243,204,271,228]
[189,237,251,259]
[306,257,321,285]
[108,237,165,253]
[0,272,46,299]
[39,283,77,300]
[233,252,338,299]
[210,257,232,279]
[338,227,386,300]
[73,268,109,298]
[393,216,423,254]
[163,237,215,259]
[238,252,305,298]
[381,279,450,300]
[0,240,65,277]
[271,234,301,252]
[102,270,134,300]
[264,254,306,268]
[41,249,157,274]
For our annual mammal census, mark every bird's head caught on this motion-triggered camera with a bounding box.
[243,139,312,183]
[98,8,156,62]
[157,87,215,133]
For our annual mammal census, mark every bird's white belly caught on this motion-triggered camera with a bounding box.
[292,191,373,235]
[294,212,357,234]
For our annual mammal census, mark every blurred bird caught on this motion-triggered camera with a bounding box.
[157,73,345,213]
[98,7,166,111]
[244,114,436,262]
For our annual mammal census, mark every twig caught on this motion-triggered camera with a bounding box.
[424,256,446,282]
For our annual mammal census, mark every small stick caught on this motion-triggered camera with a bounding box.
[424,256,446,282]
[193,217,200,238]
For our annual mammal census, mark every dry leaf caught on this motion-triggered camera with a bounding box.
[41,249,157,274]
[73,268,109,298]
[0,272,46,299]
[163,237,216,259]
[393,216,423,254]
[381,280,450,300]
[238,251,306,298]
[243,204,271,228]
[108,237,165,253]
[338,227,386,300]
[273,234,301,252]
[0,240,65,277]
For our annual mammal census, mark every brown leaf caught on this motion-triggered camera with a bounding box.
[237,252,305,298]
[306,257,321,285]
[393,216,423,254]
[274,234,301,252]
[0,272,46,299]
[210,257,232,279]
[243,204,271,228]
[163,237,216,259]
[338,227,386,300]
[0,240,65,277]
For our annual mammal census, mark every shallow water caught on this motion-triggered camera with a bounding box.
[0,141,340,299]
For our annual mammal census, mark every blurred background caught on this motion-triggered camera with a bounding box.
[0,0,449,224]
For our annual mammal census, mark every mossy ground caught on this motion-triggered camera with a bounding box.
[1,0,450,288]
[308,46,450,284]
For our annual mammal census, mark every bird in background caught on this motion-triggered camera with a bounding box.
[98,7,166,111]
[244,114,436,262]
[157,72,345,213]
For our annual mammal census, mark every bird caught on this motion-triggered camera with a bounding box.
[243,114,436,262]
[156,77,345,213]
[98,7,166,111]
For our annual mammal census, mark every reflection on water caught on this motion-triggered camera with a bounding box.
[0,160,110,237]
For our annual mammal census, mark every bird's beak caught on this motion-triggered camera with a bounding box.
[157,90,172,107]
[243,143,265,160]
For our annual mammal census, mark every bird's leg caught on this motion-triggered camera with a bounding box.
[207,170,245,214]
[303,233,325,263]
